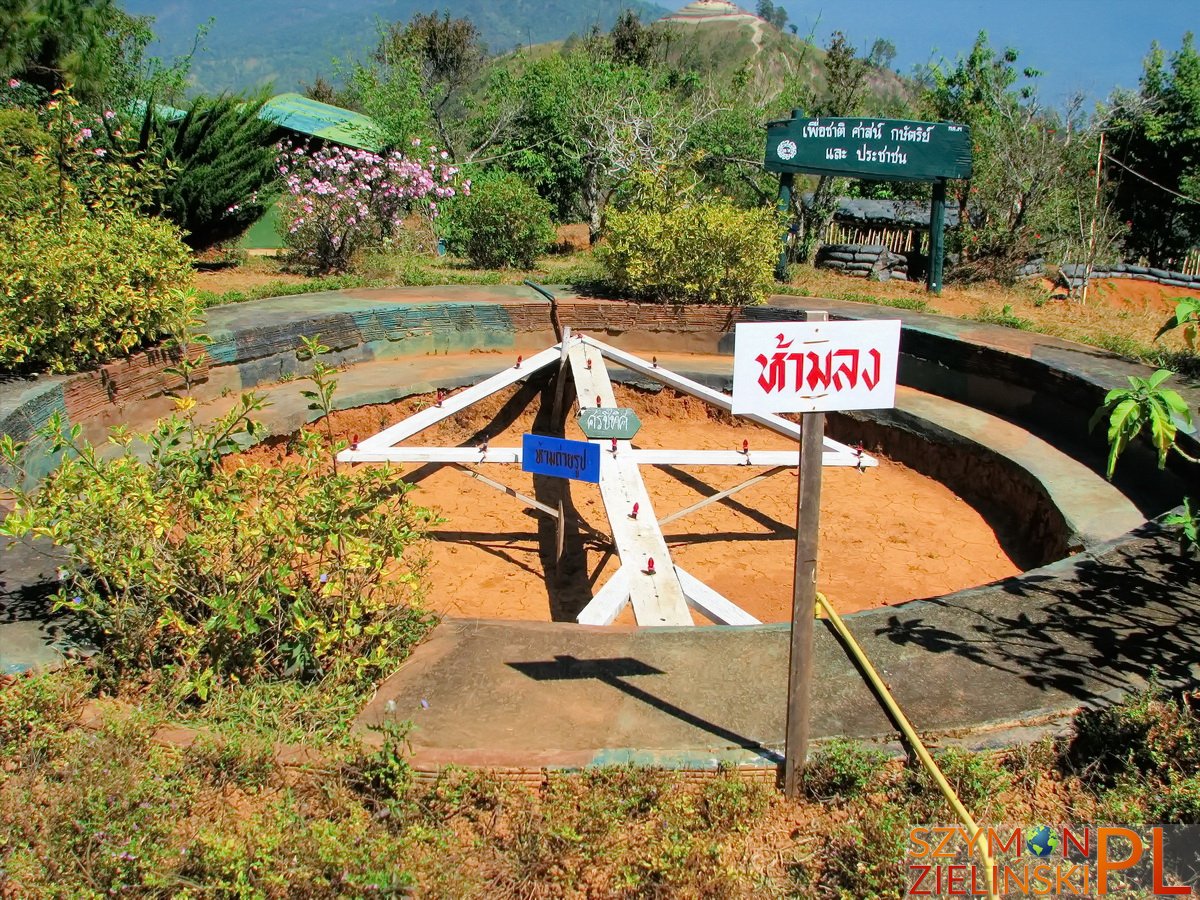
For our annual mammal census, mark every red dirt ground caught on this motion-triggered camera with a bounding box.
[235,384,1019,626]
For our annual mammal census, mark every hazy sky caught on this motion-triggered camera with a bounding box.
[702,0,1197,108]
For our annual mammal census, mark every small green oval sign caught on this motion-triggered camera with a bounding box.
[578,407,642,440]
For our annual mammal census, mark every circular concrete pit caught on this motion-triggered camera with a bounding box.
[2,286,1198,774]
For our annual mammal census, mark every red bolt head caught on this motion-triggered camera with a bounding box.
[631,502,639,518]
[647,557,655,574]
[586,358,592,370]
[515,355,523,369]
[652,356,658,368]
[742,439,749,453]
[611,438,617,452]
[595,395,602,408]
[351,434,359,450]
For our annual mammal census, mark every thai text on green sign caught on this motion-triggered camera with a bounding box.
[765,113,972,183]
[578,407,642,440]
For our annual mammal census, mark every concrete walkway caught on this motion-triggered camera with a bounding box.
[359,524,1200,771]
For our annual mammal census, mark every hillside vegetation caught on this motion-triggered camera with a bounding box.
[655,16,911,114]
[122,0,669,93]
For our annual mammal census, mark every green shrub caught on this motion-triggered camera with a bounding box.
[804,738,888,800]
[0,208,192,372]
[1070,684,1200,784]
[968,304,1034,330]
[0,101,192,373]
[697,769,769,831]
[599,179,780,306]
[0,337,435,698]
[443,171,555,268]
[817,802,911,898]
[905,747,1011,821]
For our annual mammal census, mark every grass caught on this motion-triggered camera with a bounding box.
[194,252,1200,384]
[192,248,606,309]
[2,668,1197,897]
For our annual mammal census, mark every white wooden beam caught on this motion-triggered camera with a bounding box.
[675,566,761,626]
[351,345,562,452]
[339,446,523,464]
[568,343,693,627]
[631,450,869,467]
[660,466,789,526]
[576,567,632,626]
[338,447,868,467]
[449,464,560,518]
[580,336,876,466]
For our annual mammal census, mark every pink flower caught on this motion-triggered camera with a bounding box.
[93,148,106,157]
[7,79,19,89]
[103,109,115,120]
[79,127,92,139]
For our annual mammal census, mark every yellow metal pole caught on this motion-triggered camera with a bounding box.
[814,592,999,900]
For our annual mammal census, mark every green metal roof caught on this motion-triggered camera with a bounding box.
[259,93,383,151]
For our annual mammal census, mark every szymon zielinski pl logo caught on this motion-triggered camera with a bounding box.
[907,825,1199,895]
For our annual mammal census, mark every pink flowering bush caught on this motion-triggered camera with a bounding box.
[278,141,466,273]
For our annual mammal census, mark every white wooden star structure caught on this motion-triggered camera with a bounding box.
[338,330,876,628]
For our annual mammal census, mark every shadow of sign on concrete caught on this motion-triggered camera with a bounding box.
[507,654,784,763]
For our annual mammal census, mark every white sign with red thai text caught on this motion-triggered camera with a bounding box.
[731,320,901,414]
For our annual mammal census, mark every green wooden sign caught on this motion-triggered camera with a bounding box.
[765,113,972,183]
[578,407,642,440]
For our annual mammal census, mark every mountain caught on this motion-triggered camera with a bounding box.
[655,1,912,112]
[122,0,672,94]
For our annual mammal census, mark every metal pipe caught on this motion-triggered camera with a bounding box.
[814,592,999,900]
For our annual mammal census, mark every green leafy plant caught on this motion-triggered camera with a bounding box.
[0,331,435,697]
[1089,368,1195,478]
[970,303,1034,330]
[1157,296,1200,348]
[599,174,780,306]
[441,171,555,269]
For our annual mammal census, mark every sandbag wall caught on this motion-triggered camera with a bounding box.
[1059,262,1200,291]
[815,243,909,281]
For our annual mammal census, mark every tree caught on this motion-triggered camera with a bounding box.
[498,49,717,242]
[755,0,788,31]
[608,10,664,68]
[920,32,1106,280]
[1,0,124,103]
[868,38,897,71]
[371,12,487,161]
[2,2,191,114]
[138,93,281,250]
[1106,33,1200,267]
[789,31,871,263]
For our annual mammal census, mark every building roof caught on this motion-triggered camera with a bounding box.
[802,194,962,229]
[128,93,384,152]
[260,93,383,151]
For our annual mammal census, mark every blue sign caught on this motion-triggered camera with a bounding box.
[522,433,600,483]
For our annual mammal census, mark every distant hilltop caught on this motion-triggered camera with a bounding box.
[661,0,764,25]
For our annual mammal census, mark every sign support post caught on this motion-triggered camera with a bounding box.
[775,172,796,280]
[731,312,900,798]
[783,310,826,798]
[928,179,947,295]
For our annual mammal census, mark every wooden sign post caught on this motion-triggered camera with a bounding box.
[732,313,901,798]
[785,310,826,799]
